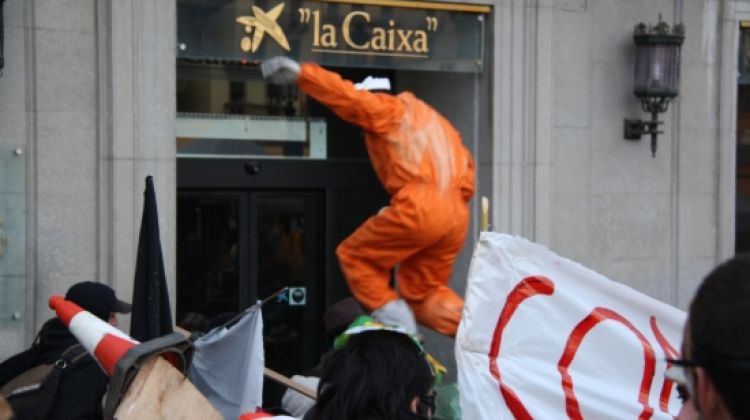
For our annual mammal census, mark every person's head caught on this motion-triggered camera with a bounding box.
[681,254,750,419]
[313,330,436,420]
[177,312,210,333]
[65,281,131,326]
[323,297,365,341]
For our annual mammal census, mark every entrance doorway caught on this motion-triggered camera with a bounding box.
[177,188,323,403]
[176,158,388,404]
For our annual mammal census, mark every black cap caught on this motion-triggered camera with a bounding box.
[323,297,364,337]
[65,281,132,321]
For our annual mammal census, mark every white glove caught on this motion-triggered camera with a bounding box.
[261,56,301,85]
[281,375,319,417]
[371,299,418,335]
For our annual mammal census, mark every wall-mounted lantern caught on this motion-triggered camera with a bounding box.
[623,16,685,157]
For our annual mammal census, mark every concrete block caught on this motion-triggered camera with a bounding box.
[553,10,591,128]
[677,193,716,258]
[589,127,671,194]
[590,193,670,260]
[35,29,96,112]
[34,0,95,32]
[677,124,715,195]
[591,60,642,134]
[0,111,26,148]
[679,63,717,133]
[111,158,137,300]
[588,257,672,304]
[589,0,676,63]
[36,191,97,276]
[552,128,590,195]
[3,0,25,29]
[36,111,96,195]
[679,0,718,66]
[676,256,715,310]
[550,193,590,263]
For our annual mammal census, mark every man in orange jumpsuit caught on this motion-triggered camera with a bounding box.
[262,57,475,337]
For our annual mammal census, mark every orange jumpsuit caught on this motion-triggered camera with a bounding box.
[298,64,475,336]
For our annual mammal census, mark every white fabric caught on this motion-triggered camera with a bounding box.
[261,56,300,85]
[189,305,264,419]
[456,233,686,419]
[281,375,319,417]
[354,76,391,91]
[371,299,418,335]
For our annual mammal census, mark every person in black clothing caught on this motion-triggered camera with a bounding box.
[305,329,438,420]
[0,281,131,420]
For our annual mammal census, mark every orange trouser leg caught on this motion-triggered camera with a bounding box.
[337,184,469,338]
[336,185,449,311]
[398,200,468,336]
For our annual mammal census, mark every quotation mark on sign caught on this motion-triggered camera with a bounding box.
[425,16,438,31]
[299,8,312,24]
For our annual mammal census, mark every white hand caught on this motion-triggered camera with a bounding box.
[371,299,418,335]
[261,56,301,85]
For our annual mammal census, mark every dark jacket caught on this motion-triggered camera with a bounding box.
[0,318,109,420]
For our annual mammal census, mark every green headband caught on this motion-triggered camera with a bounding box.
[333,315,446,385]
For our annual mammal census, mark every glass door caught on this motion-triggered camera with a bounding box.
[176,189,324,405]
[253,192,322,405]
[177,192,244,319]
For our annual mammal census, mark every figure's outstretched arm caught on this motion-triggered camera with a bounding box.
[297,63,405,134]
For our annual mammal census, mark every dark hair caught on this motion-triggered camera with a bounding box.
[177,312,209,333]
[311,330,434,420]
[689,253,750,419]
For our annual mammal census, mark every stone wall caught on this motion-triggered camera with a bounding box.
[0,0,175,357]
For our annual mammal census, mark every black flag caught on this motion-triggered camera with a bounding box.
[130,176,173,341]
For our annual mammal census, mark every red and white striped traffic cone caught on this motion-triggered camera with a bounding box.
[49,295,139,376]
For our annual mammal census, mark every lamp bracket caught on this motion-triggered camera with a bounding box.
[623,118,663,141]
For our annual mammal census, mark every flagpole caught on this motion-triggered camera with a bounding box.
[263,367,317,400]
[259,286,289,306]
[218,286,290,329]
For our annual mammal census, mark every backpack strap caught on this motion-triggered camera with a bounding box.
[54,344,89,371]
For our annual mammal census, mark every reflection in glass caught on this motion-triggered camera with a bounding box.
[257,195,320,406]
[177,194,240,320]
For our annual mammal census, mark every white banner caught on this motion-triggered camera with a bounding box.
[456,233,686,419]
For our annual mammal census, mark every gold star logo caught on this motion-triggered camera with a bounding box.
[236,3,290,53]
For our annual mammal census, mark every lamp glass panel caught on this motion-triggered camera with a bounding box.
[634,44,680,96]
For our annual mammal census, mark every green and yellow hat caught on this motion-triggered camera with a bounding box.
[333,315,447,385]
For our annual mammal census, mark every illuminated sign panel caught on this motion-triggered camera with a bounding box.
[178,0,488,73]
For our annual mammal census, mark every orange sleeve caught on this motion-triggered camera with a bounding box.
[297,63,405,134]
